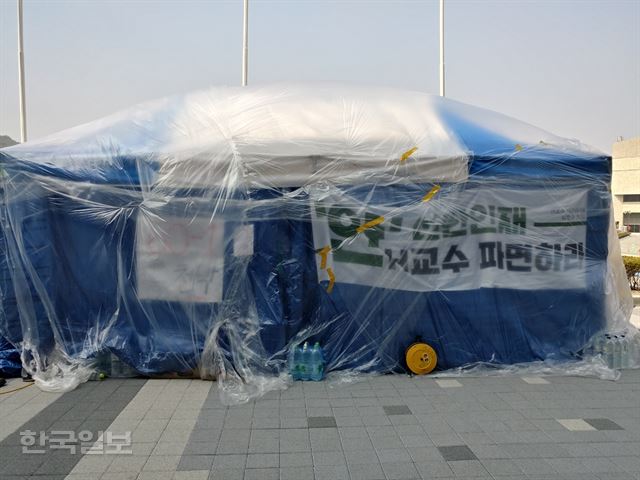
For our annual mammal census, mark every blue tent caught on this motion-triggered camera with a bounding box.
[0,85,632,392]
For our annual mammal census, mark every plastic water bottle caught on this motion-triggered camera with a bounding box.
[300,342,311,380]
[619,334,629,369]
[593,334,605,357]
[632,335,640,366]
[612,335,622,369]
[603,335,614,368]
[310,342,324,381]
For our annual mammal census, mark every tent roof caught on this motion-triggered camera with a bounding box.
[0,84,609,187]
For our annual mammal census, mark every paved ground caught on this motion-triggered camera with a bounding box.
[0,369,639,480]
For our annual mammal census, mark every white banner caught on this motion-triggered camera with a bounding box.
[311,187,589,291]
[136,215,225,303]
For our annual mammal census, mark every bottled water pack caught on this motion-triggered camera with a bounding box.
[289,342,325,381]
[586,331,639,369]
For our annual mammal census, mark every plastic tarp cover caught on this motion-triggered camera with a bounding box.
[0,84,635,402]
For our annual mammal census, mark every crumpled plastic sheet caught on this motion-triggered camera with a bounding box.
[0,84,635,404]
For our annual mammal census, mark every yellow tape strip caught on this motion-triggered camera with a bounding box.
[317,245,331,270]
[356,216,385,233]
[422,184,441,202]
[515,144,523,151]
[400,146,418,163]
[326,268,335,294]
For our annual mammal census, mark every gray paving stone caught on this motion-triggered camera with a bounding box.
[377,448,412,463]
[244,468,280,480]
[348,461,385,480]
[414,460,454,478]
[333,406,359,417]
[468,444,508,459]
[480,458,524,475]
[173,470,209,480]
[309,428,341,452]
[368,425,397,438]
[312,450,346,466]
[372,435,404,450]
[345,448,379,465]
[143,455,181,471]
[314,464,350,480]
[177,455,214,471]
[447,459,489,476]
[152,441,187,456]
[246,452,279,468]
[407,446,442,462]
[512,457,557,475]
[381,461,420,479]
[183,441,217,455]
[106,455,148,474]
[100,473,139,480]
[216,430,250,454]
[394,424,425,436]
[0,454,46,475]
[307,416,337,428]
[251,416,279,429]
[335,415,365,427]
[545,457,595,474]
[383,405,412,416]
[280,465,315,480]
[307,407,333,417]
[248,429,280,453]
[437,445,478,461]
[137,472,174,480]
[428,433,464,446]
[279,428,310,453]
[585,418,625,431]
[362,414,391,426]
[208,469,243,480]
[189,428,221,443]
[280,451,313,467]
[612,455,640,471]
[211,454,247,469]
[339,426,369,439]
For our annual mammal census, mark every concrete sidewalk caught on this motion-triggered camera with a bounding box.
[1,370,639,480]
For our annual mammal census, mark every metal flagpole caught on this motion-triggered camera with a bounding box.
[439,0,445,97]
[17,0,27,141]
[242,0,248,86]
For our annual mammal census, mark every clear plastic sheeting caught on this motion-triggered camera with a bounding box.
[0,84,635,403]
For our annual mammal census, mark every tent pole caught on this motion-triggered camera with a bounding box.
[439,0,445,97]
[242,0,249,86]
[17,0,27,142]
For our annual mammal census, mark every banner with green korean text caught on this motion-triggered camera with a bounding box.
[311,187,589,291]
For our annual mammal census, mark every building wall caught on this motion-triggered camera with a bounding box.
[612,137,640,230]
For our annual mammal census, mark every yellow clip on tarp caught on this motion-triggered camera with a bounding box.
[422,184,441,202]
[317,245,331,270]
[400,146,418,163]
[326,268,335,294]
[356,216,385,233]
[515,144,523,151]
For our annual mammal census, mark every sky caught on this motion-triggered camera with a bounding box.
[0,0,639,153]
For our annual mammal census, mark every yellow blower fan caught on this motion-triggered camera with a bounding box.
[405,341,437,375]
